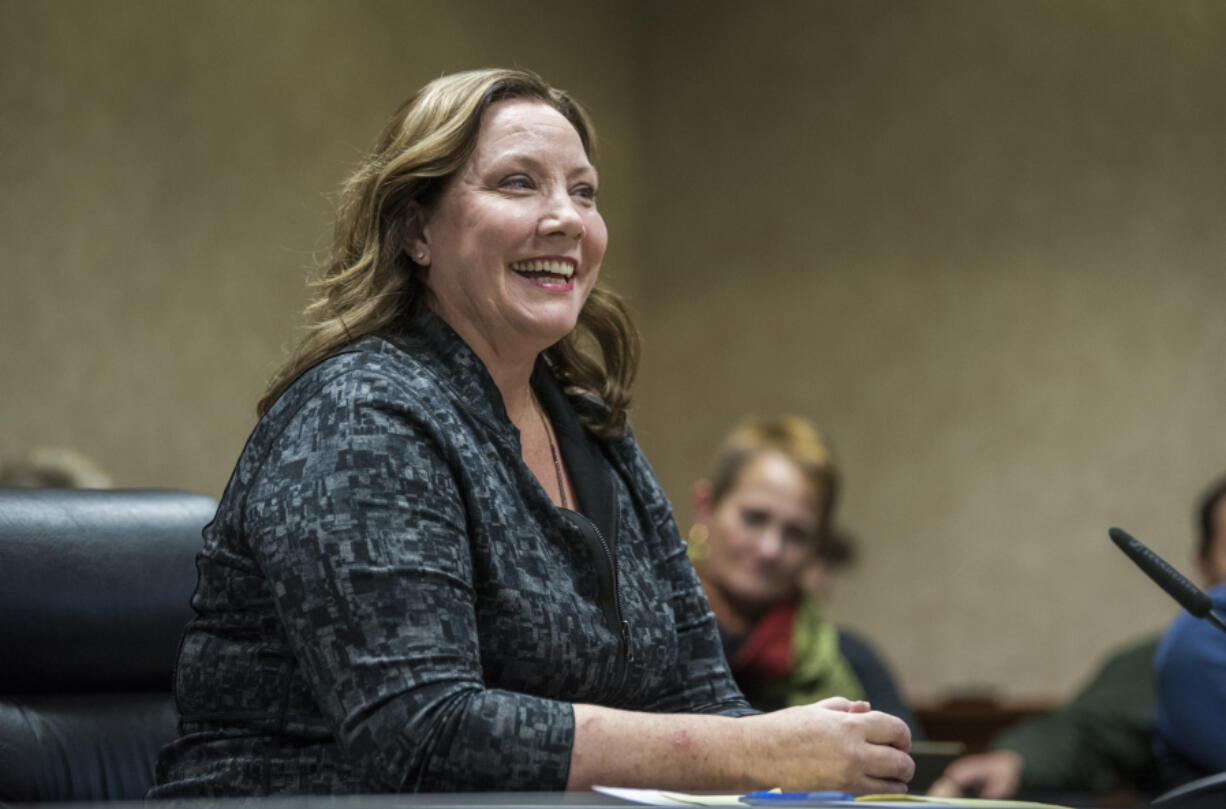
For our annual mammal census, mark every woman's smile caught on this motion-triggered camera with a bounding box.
[509,256,577,290]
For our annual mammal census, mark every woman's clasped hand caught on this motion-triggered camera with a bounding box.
[738,698,914,794]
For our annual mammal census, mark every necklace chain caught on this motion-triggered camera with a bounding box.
[534,395,568,509]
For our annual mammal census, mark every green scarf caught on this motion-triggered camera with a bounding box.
[787,595,865,706]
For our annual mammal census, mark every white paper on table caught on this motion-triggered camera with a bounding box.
[591,785,746,806]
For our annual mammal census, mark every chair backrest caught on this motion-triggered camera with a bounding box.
[0,488,216,801]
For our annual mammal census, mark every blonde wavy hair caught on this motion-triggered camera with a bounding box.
[258,68,640,437]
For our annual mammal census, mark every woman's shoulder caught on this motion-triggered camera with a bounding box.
[223,336,463,500]
[241,337,446,463]
[835,626,895,673]
[269,335,441,418]
[302,333,429,384]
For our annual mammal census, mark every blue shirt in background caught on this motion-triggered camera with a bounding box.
[1154,581,1226,777]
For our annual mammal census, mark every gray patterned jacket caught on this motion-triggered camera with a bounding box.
[152,302,752,796]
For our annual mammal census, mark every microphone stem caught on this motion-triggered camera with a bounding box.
[1208,611,1226,636]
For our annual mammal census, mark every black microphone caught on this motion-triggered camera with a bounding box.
[1109,526,1226,635]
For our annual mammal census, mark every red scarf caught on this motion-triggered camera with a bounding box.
[728,597,799,684]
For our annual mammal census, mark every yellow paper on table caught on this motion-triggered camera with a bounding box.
[857,796,1073,809]
[658,791,747,805]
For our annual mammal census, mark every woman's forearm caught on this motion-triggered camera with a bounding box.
[569,704,754,791]
[567,699,915,795]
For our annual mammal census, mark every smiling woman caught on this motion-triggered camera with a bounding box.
[150,68,914,797]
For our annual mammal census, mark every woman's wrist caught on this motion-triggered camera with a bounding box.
[569,704,758,791]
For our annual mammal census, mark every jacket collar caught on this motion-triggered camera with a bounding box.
[534,362,617,541]
[389,299,618,539]
[387,298,517,436]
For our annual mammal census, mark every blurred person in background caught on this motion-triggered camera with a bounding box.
[930,472,1226,800]
[687,414,922,738]
[1152,473,1226,790]
[0,447,112,488]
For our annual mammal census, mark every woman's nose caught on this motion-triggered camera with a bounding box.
[756,528,785,559]
[539,193,585,241]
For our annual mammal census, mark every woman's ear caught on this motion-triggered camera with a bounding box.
[403,202,430,266]
[691,479,714,524]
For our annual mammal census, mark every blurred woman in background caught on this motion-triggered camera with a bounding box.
[689,415,922,737]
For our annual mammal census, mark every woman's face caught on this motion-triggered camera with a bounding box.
[412,99,607,362]
[696,450,822,615]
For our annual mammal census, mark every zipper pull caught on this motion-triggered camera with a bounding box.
[620,619,633,665]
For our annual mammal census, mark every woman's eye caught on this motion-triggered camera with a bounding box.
[740,508,769,528]
[500,175,534,190]
[572,183,598,201]
[783,526,813,547]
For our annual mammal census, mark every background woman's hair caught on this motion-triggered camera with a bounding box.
[705,414,842,551]
[258,67,639,437]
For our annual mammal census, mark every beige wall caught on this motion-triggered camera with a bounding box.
[4,0,1225,700]
[632,0,1226,699]
[0,0,641,494]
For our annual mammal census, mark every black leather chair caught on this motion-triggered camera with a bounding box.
[0,488,216,801]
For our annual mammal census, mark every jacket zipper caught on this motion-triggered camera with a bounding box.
[561,502,631,698]
[591,515,632,689]
[606,464,632,697]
